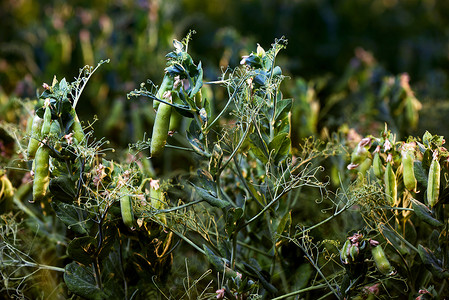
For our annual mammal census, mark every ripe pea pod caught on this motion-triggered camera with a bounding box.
[120,187,134,228]
[32,145,50,202]
[427,151,440,208]
[154,74,174,111]
[401,143,417,191]
[371,245,393,275]
[150,93,172,157]
[384,154,397,206]
[27,115,44,159]
[372,146,384,179]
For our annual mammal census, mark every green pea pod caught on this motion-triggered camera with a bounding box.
[120,188,134,228]
[50,120,61,137]
[154,74,174,110]
[33,145,50,202]
[349,244,360,262]
[41,105,52,136]
[169,92,183,133]
[70,109,85,144]
[151,101,172,157]
[340,239,351,264]
[427,153,440,208]
[384,160,397,206]
[358,157,372,177]
[402,149,417,191]
[150,179,166,224]
[371,245,393,275]
[373,149,384,179]
[27,115,43,159]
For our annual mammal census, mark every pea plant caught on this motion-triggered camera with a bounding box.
[1,33,448,300]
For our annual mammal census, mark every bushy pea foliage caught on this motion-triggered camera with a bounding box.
[1,34,448,300]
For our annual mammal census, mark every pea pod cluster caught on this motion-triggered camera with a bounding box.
[340,233,394,276]
[129,38,205,158]
[27,77,88,203]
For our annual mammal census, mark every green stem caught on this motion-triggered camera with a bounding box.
[271,283,328,300]
[157,199,202,214]
[3,259,65,273]
[169,227,205,255]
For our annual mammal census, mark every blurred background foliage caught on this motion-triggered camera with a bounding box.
[1,0,449,144]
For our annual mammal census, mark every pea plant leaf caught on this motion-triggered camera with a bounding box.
[268,132,291,165]
[414,161,428,188]
[49,175,76,203]
[67,236,97,265]
[410,198,442,227]
[225,207,244,237]
[418,245,449,279]
[52,202,89,235]
[64,262,108,300]
[249,132,269,164]
[274,98,292,122]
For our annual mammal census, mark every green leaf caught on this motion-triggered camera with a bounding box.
[53,202,88,234]
[418,244,449,279]
[64,262,108,300]
[188,62,203,98]
[249,132,269,164]
[67,237,97,265]
[276,210,292,237]
[242,261,278,294]
[414,161,428,188]
[97,222,116,260]
[379,224,414,255]
[225,208,244,236]
[268,133,291,164]
[197,169,216,191]
[422,149,433,172]
[49,175,76,203]
[274,99,292,122]
[410,198,443,227]
[59,78,70,94]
